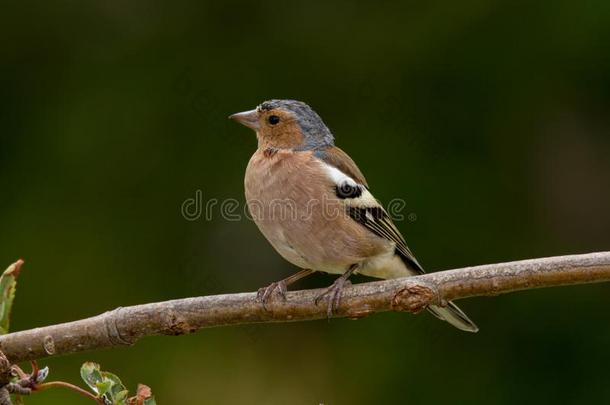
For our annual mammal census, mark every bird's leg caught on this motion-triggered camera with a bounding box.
[314,264,358,318]
[257,269,314,307]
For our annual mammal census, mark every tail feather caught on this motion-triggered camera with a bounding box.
[380,248,479,333]
[427,301,479,333]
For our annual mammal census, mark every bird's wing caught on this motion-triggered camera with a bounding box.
[345,206,424,274]
[314,147,425,274]
[314,147,368,187]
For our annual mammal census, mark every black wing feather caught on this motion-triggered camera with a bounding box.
[346,206,425,274]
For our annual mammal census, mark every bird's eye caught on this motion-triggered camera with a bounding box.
[268,115,280,125]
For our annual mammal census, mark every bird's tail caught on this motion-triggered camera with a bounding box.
[427,301,478,333]
[382,253,479,332]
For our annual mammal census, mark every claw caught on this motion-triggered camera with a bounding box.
[256,280,287,310]
[315,279,352,318]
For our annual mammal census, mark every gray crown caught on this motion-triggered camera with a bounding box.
[259,99,334,150]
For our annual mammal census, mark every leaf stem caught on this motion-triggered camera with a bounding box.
[36,381,103,404]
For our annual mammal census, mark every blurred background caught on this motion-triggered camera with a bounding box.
[1,0,610,403]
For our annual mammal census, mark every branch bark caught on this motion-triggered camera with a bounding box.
[1,252,609,364]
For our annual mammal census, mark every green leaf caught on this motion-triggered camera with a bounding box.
[96,380,113,397]
[113,389,129,402]
[0,259,24,335]
[82,363,157,405]
[80,362,104,395]
[102,371,128,402]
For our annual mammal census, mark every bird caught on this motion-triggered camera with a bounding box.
[229,99,478,332]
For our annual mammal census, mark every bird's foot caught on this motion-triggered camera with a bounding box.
[315,278,352,318]
[256,280,287,309]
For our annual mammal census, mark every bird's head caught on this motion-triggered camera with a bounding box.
[229,99,334,150]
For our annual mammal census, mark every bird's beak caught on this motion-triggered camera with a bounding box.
[229,109,260,131]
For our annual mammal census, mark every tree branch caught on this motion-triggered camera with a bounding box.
[1,252,609,363]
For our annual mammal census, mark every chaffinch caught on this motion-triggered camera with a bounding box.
[230,99,478,332]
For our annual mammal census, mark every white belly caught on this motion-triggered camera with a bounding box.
[359,249,413,279]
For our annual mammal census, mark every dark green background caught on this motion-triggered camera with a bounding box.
[2,1,610,404]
